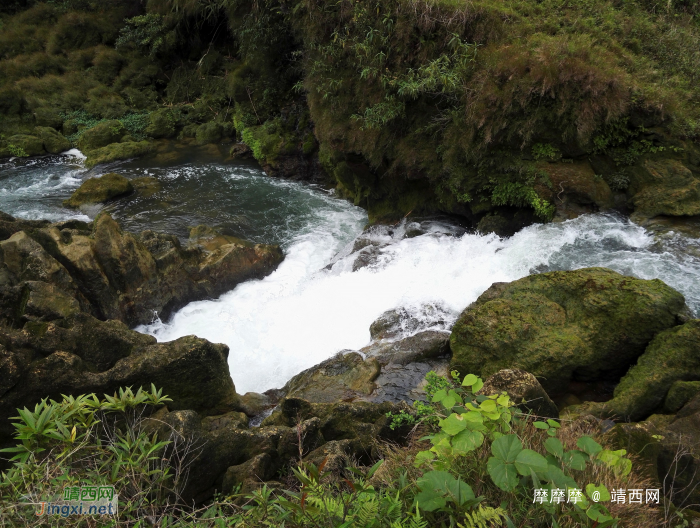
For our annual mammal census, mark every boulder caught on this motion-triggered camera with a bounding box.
[450,268,688,394]
[0,213,285,327]
[282,352,380,403]
[77,120,124,152]
[5,134,45,157]
[587,320,700,421]
[0,212,49,241]
[628,159,700,218]
[63,173,134,208]
[665,381,700,414]
[361,330,449,366]
[535,161,614,220]
[84,140,153,168]
[479,369,559,419]
[34,126,70,154]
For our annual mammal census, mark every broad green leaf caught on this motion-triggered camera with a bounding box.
[480,400,497,413]
[533,421,549,430]
[585,483,611,503]
[562,450,588,471]
[514,449,548,476]
[577,436,603,456]
[415,490,446,512]
[586,503,614,522]
[543,464,578,490]
[452,429,484,454]
[472,379,484,392]
[432,389,447,404]
[462,374,478,387]
[463,411,483,424]
[491,434,522,463]
[442,394,457,410]
[417,470,455,494]
[544,437,563,458]
[546,419,561,429]
[616,458,632,476]
[487,457,519,491]
[440,413,467,436]
[414,450,436,467]
[445,478,475,506]
[497,394,510,407]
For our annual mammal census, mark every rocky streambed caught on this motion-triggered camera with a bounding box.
[1,153,700,506]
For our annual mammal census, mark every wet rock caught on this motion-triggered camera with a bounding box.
[34,126,70,154]
[0,212,49,241]
[84,140,153,168]
[368,305,453,340]
[629,159,700,219]
[365,358,450,405]
[63,173,134,208]
[479,369,559,419]
[282,352,380,403]
[450,268,688,394]
[230,143,253,159]
[20,281,81,322]
[361,330,449,366]
[535,161,614,220]
[0,213,285,327]
[239,392,274,417]
[476,215,511,237]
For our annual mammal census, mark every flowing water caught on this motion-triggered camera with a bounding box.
[2,153,700,394]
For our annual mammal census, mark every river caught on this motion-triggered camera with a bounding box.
[2,152,700,394]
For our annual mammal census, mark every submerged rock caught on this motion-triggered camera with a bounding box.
[63,173,134,208]
[450,267,688,394]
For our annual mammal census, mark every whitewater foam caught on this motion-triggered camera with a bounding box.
[140,213,700,394]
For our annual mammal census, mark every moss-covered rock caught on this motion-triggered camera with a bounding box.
[4,134,45,157]
[34,126,70,154]
[63,173,134,208]
[144,108,177,139]
[33,107,63,129]
[450,268,688,394]
[84,140,153,168]
[76,120,124,152]
[589,320,700,421]
[665,380,700,414]
[195,121,223,145]
[628,159,700,219]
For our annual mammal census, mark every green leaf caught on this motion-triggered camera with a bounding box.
[472,379,484,392]
[577,436,603,456]
[439,414,467,436]
[546,419,561,429]
[544,437,564,458]
[452,429,484,454]
[414,450,436,467]
[562,450,588,471]
[533,421,549,430]
[445,478,475,506]
[462,374,478,387]
[514,449,548,476]
[491,434,522,463]
[487,457,519,491]
[415,490,446,512]
[480,399,497,413]
[586,483,611,503]
[586,503,613,522]
[432,389,447,403]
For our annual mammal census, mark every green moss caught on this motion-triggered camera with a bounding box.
[449,268,688,394]
[63,173,134,207]
[664,380,700,413]
[602,320,700,421]
[84,140,152,168]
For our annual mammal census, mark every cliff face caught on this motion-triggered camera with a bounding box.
[1,1,700,228]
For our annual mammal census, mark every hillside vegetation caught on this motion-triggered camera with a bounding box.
[1,0,699,222]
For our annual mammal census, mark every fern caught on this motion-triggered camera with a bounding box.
[458,505,509,528]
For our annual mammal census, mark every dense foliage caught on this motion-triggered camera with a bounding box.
[0,374,675,527]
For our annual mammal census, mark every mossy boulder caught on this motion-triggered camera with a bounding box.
[63,173,134,208]
[34,126,70,154]
[665,380,700,414]
[450,268,688,394]
[195,121,223,145]
[77,120,124,152]
[628,159,700,218]
[144,108,177,139]
[84,140,153,168]
[589,320,700,421]
[4,134,45,157]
